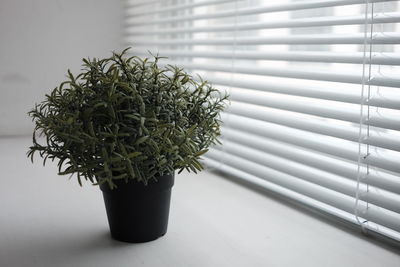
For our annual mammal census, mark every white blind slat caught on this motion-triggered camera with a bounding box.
[128,33,400,46]
[131,50,400,66]
[163,61,400,88]
[125,0,158,8]
[126,0,238,17]
[126,12,400,34]
[126,0,396,25]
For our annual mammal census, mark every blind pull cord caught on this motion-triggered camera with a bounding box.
[356,0,375,234]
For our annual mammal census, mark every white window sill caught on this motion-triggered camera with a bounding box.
[0,137,399,267]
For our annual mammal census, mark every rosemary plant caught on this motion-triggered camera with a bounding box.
[28,48,228,188]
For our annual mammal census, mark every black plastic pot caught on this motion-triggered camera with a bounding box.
[99,173,174,243]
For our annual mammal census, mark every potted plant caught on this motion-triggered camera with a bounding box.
[27,48,228,243]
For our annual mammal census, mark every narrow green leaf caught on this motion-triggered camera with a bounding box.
[127,151,142,158]
[194,149,209,157]
[135,136,148,145]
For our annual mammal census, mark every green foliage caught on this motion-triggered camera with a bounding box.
[28,48,228,189]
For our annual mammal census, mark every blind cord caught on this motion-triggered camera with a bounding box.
[355,0,374,234]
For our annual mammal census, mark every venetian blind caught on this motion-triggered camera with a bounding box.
[124,0,400,242]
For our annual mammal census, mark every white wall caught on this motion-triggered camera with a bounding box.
[0,0,123,136]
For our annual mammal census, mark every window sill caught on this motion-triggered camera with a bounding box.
[0,137,399,267]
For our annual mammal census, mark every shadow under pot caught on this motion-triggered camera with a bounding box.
[99,173,175,243]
